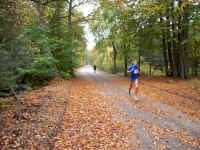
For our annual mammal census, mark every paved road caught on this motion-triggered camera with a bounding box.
[77,65,200,150]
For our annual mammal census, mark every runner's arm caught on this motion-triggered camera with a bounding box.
[127,66,133,73]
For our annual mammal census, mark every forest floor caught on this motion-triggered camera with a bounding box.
[0,65,200,149]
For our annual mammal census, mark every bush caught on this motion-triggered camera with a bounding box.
[19,56,58,86]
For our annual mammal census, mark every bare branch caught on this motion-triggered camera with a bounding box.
[72,12,96,24]
[72,0,92,9]
[58,12,96,24]
[30,0,64,6]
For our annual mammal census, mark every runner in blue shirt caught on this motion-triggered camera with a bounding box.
[127,60,140,100]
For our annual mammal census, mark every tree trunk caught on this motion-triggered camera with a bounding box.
[162,34,169,76]
[194,47,199,76]
[68,0,72,28]
[166,12,174,76]
[36,4,45,25]
[182,5,189,79]
[55,1,62,37]
[177,14,182,77]
[112,41,117,74]
[124,54,128,77]
[160,16,169,76]
[149,63,152,76]
[67,0,74,76]
[194,58,199,76]
[123,44,128,77]
[138,49,141,71]
[171,12,179,77]
[178,1,190,79]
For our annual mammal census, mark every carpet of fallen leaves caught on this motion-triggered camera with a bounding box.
[54,78,137,149]
[113,76,200,119]
[0,69,199,149]
[0,78,71,149]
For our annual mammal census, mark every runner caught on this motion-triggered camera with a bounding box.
[93,65,97,73]
[127,60,140,100]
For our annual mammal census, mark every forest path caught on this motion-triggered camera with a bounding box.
[55,65,200,150]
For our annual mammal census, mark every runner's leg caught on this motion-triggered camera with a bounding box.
[129,81,133,95]
[135,79,138,95]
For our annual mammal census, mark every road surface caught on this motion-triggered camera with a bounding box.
[55,65,200,150]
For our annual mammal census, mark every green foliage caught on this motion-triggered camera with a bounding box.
[0,0,86,96]
[14,25,55,84]
[18,56,57,85]
[92,0,200,78]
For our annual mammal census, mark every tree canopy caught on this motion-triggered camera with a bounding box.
[91,0,200,78]
[0,0,90,96]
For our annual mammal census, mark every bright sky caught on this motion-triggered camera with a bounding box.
[78,3,97,51]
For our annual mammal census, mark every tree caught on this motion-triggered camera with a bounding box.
[0,0,88,96]
[92,0,200,78]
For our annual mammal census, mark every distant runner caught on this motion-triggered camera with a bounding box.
[127,60,139,100]
[93,65,97,73]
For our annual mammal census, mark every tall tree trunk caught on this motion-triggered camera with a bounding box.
[182,5,189,79]
[124,54,128,77]
[160,16,169,76]
[67,0,74,76]
[169,0,180,77]
[194,59,199,76]
[124,44,128,77]
[55,1,62,37]
[172,12,179,77]
[149,63,152,76]
[68,0,72,28]
[194,47,199,76]
[36,4,45,25]
[112,41,117,74]
[162,32,169,76]
[138,49,141,71]
[166,11,174,75]
[177,11,183,77]
[178,1,190,79]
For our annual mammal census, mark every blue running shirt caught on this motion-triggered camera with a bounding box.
[128,65,139,81]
